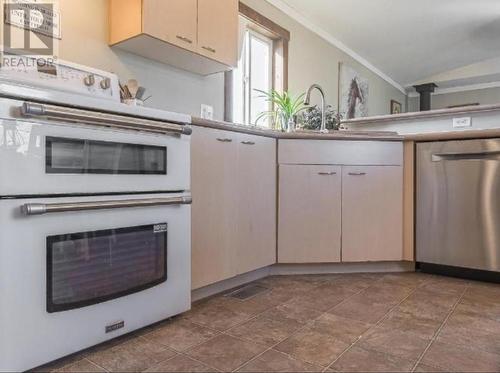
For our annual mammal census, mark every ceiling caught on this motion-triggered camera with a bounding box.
[271,0,500,90]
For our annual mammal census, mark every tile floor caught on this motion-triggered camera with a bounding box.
[35,272,500,372]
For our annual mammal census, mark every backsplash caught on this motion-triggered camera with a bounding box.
[115,50,225,120]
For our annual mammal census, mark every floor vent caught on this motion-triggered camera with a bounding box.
[225,284,269,300]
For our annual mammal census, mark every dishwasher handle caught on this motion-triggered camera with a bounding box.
[432,150,500,162]
[21,196,192,216]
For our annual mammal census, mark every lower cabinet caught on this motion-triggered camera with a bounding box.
[342,166,403,262]
[191,127,238,289]
[278,165,342,263]
[191,127,276,289]
[236,133,277,275]
[192,133,404,288]
[277,159,403,263]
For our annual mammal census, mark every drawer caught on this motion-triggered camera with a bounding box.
[278,140,403,166]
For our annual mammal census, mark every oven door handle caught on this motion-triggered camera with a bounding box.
[20,102,192,136]
[21,196,192,216]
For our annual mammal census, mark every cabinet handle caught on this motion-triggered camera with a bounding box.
[216,138,233,142]
[318,172,337,176]
[348,172,367,176]
[241,141,255,145]
[202,46,216,53]
[176,35,193,44]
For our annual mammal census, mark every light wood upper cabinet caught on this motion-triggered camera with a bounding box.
[191,127,238,289]
[191,127,277,290]
[109,0,238,75]
[278,165,342,263]
[143,0,198,52]
[109,0,142,45]
[342,165,403,262]
[197,0,239,67]
[236,133,277,274]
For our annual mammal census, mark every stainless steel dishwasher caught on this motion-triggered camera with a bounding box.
[416,138,500,276]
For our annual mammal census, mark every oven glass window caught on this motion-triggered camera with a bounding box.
[47,223,168,313]
[46,137,167,174]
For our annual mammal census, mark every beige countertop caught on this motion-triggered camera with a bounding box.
[342,102,500,126]
[191,117,404,141]
[193,108,500,142]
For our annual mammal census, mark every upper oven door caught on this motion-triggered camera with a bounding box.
[0,99,190,196]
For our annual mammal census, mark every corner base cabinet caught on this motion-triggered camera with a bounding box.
[191,126,276,289]
[278,139,404,264]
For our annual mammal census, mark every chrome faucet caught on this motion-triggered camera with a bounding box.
[304,84,327,133]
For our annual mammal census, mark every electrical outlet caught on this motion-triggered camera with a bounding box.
[201,104,214,120]
[453,117,471,128]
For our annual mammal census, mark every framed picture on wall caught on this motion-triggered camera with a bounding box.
[339,62,369,119]
[390,100,402,114]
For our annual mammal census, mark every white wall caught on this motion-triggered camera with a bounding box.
[412,57,500,87]
[408,86,500,112]
[55,0,405,120]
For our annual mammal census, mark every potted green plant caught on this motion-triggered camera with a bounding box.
[297,105,343,131]
[255,89,307,132]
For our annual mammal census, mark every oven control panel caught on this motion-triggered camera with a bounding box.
[0,56,120,102]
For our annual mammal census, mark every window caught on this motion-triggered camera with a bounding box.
[232,28,273,127]
[226,4,290,128]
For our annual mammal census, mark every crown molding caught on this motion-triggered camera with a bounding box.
[264,0,406,95]
[407,81,500,97]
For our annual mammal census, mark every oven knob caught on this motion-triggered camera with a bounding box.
[100,77,111,90]
[83,74,95,87]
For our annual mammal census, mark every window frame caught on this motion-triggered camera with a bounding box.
[242,28,274,126]
[224,2,290,125]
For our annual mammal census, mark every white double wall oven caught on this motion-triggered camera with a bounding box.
[0,97,192,372]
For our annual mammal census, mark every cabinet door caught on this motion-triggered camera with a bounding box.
[143,0,198,52]
[236,133,277,275]
[342,166,403,262]
[278,165,342,263]
[191,127,238,289]
[197,0,238,66]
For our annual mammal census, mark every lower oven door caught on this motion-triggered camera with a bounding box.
[0,193,191,372]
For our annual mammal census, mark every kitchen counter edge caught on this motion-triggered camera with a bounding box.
[342,102,500,126]
[191,117,404,141]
